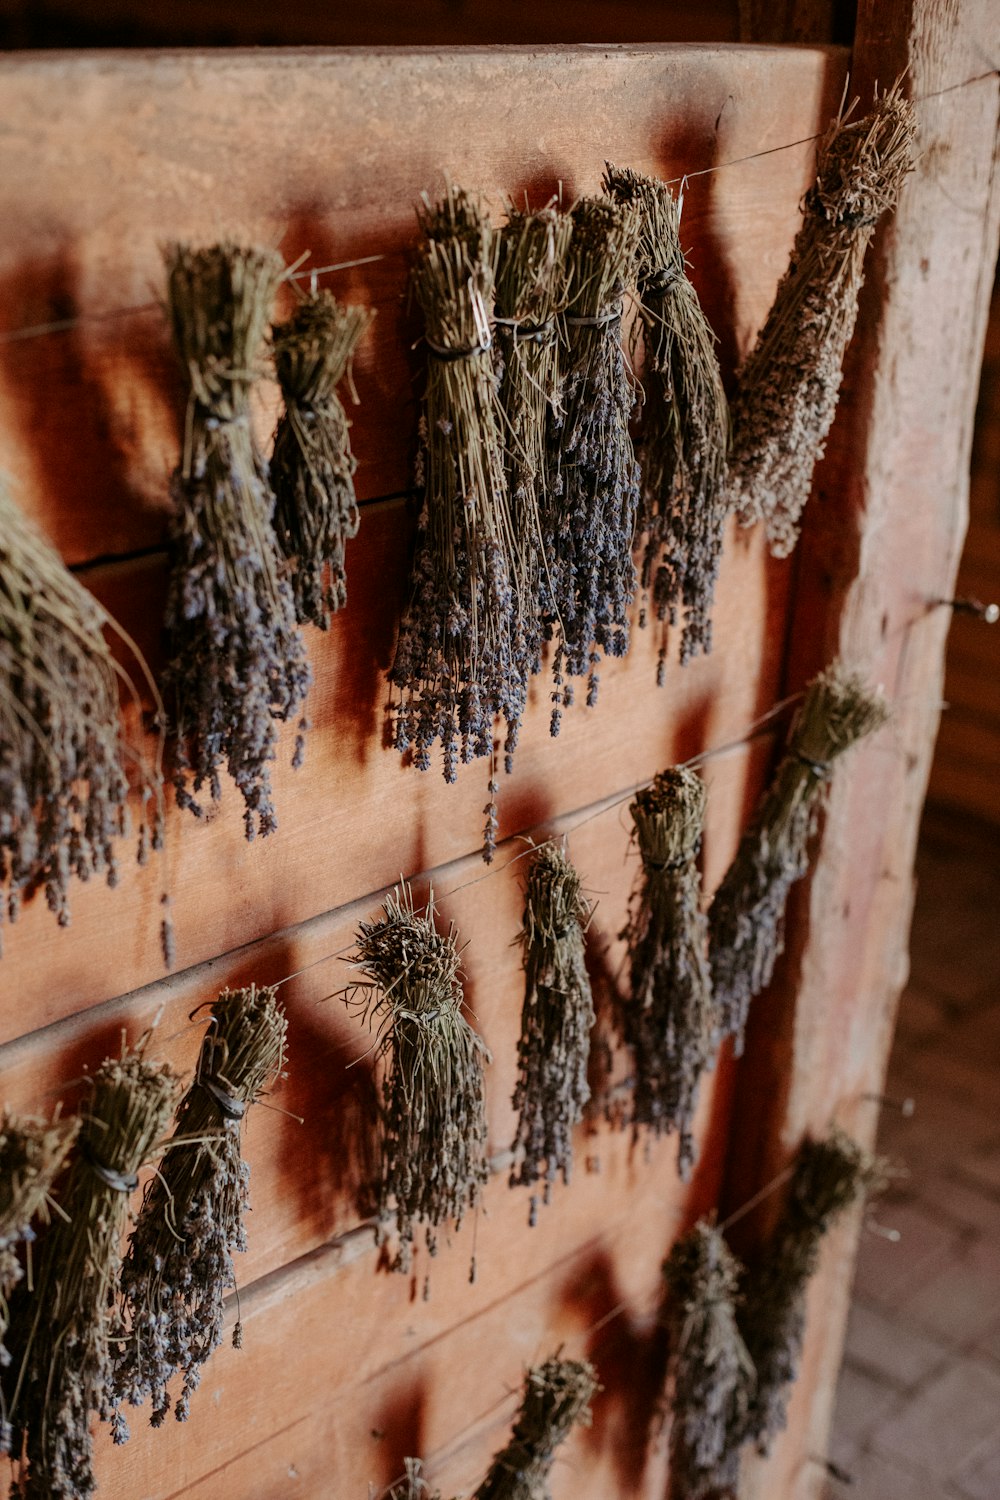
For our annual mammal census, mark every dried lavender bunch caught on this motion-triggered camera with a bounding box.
[709,662,889,1054]
[473,1355,598,1500]
[271,288,373,629]
[543,196,641,731]
[5,1050,177,1500]
[111,985,287,1433]
[161,242,312,840]
[0,481,166,954]
[0,1112,76,1383]
[603,165,729,675]
[729,85,916,556]
[390,187,526,858]
[663,1221,755,1500]
[345,885,490,1274]
[510,842,594,1220]
[737,1130,886,1453]
[495,204,574,678]
[621,767,713,1179]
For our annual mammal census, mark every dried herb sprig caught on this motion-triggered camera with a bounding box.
[543,196,641,731]
[161,242,312,840]
[473,1355,598,1500]
[495,204,574,678]
[510,842,595,1220]
[729,85,916,556]
[271,288,373,628]
[737,1129,886,1453]
[621,767,713,1179]
[111,985,287,1433]
[663,1221,755,1500]
[0,1112,77,1383]
[344,885,490,1275]
[390,186,526,859]
[603,164,729,675]
[0,481,167,954]
[709,662,889,1054]
[5,1050,177,1500]
[385,1459,444,1500]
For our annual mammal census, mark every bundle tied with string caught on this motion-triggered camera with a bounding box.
[0,480,167,957]
[603,164,729,676]
[662,1221,755,1500]
[621,767,713,1179]
[709,661,889,1054]
[473,1355,598,1500]
[111,984,287,1434]
[4,1050,177,1500]
[729,84,917,556]
[737,1129,886,1454]
[510,842,595,1223]
[542,195,641,732]
[161,242,312,841]
[271,288,373,629]
[494,204,574,680]
[390,185,526,861]
[344,885,490,1277]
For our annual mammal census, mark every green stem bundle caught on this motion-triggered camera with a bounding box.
[345,885,490,1275]
[161,242,312,840]
[709,662,889,1054]
[271,288,373,629]
[510,842,594,1220]
[604,165,729,676]
[622,768,713,1179]
[111,985,287,1432]
[728,85,916,557]
[473,1355,598,1500]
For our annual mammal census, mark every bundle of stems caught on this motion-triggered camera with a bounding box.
[603,164,729,676]
[473,1355,598,1500]
[271,287,373,629]
[111,984,287,1433]
[662,1221,755,1500]
[386,1459,443,1500]
[5,1049,177,1499]
[728,84,916,557]
[542,195,641,732]
[390,186,526,858]
[709,661,889,1053]
[344,884,490,1275]
[737,1129,886,1453]
[494,204,574,679]
[0,480,166,953]
[621,768,713,1179]
[161,242,312,840]
[510,842,594,1221]
[0,1111,77,1383]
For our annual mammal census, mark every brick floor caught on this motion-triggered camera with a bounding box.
[827,806,1000,1499]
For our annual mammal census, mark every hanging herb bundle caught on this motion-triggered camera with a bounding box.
[542,196,641,732]
[0,1112,76,1385]
[737,1129,885,1454]
[386,1459,443,1500]
[0,481,166,955]
[389,186,525,859]
[5,1050,177,1500]
[603,164,729,676]
[111,984,287,1434]
[161,242,312,840]
[344,885,490,1275]
[510,842,594,1221]
[709,662,889,1054]
[271,288,373,629]
[662,1221,755,1500]
[494,204,574,679]
[728,85,916,557]
[473,1355,598,1500]
[621,767,713,1179]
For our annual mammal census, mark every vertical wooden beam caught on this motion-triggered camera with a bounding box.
[723,3,1000,1496]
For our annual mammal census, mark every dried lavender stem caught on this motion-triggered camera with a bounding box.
[473,1356,598,1500]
